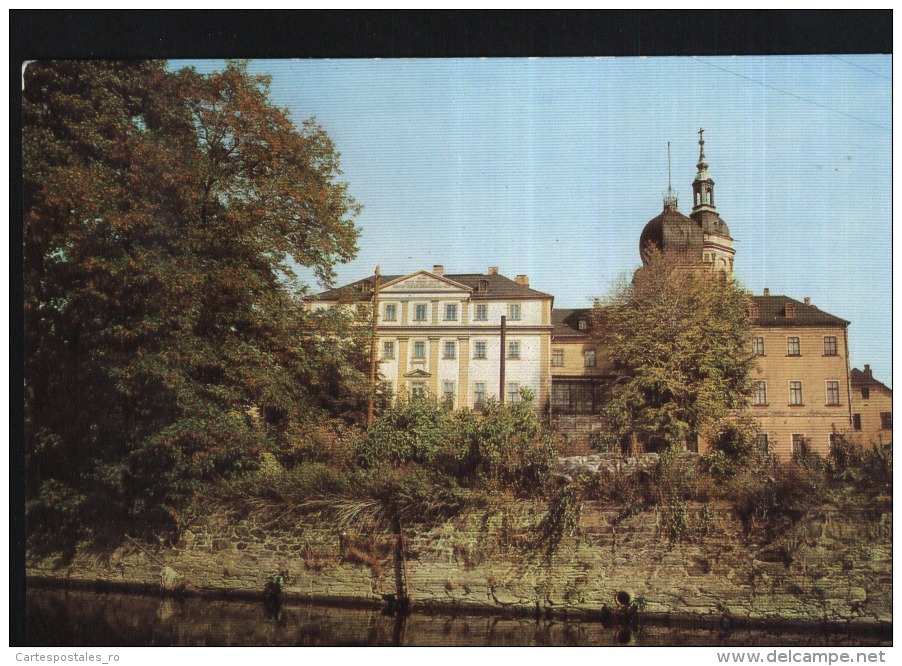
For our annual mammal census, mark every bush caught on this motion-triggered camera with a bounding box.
[728,460,825,537]
[826,435,892,494]
[357,390,556,492]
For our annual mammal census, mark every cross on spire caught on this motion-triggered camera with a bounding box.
[698,128,705,159]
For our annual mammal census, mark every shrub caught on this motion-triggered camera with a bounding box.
[728,460,825,537]
[357,390,556,492]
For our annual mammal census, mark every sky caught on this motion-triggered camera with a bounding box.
[178,57,892,387]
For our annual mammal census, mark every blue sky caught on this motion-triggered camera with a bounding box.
[177,57,892,386]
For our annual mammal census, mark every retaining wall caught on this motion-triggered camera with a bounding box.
[26,500,892,628]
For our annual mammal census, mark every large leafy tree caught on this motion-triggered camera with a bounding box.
[24,60,363,537]
[594,250,755,453]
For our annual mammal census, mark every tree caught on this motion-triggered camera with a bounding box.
[23,60,363,539]
[594,250,755,454]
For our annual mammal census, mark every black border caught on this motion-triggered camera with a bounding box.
[9,9,892,648]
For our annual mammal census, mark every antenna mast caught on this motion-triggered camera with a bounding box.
[663,141,678,208]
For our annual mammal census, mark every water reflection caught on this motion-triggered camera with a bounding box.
[26,588,888,647]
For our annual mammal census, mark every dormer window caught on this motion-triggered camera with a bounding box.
[477,279,489,293]
[785,304,796,318]
[748,303,760,318]
[361,281,372,293]
[578,319,587,331]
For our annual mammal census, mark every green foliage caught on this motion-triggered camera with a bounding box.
[533,482,581,561]
[358,390,556,490]
[24,60,363,541]
[728,460,825,537]
[826,435,892,495]
[595,249,754,452]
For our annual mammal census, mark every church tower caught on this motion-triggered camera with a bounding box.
[639,131,735,273]
[689,129,735,273]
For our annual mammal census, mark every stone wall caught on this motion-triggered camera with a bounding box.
[26,499,892,629]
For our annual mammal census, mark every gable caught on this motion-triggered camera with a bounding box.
[403,369,432,379]
[380,270,472,295]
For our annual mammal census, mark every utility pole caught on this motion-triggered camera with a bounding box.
[367,266,381,430]
[499,315,506,404]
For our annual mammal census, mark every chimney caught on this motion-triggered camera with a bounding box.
[514,274,530,288]
[432,264,444,277]
[804,297,811,305]
[763,288,770,297]
[487,266,499,276]
[864,364,872,379]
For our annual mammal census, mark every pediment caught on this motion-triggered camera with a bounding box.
[403,369,432,378]
[381,270,472,294]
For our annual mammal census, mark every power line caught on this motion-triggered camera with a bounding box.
[690,56,890,133]
[828,54,891,81]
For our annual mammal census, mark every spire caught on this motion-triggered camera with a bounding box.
[692,128,715,211]
[662,141,678,209]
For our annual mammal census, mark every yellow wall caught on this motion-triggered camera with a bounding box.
[748,325,851,458]
[851,384,892,447]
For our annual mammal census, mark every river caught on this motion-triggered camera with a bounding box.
[25,588,889,647]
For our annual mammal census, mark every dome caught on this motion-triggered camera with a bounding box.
[639,205,702,261]
[690,209,731,239]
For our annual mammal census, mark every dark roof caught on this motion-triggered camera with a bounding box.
[639,204,731,262]
[750,295,849,328]
[311,272,553,301]
[850,368,892,392]
[639,205,700,258]
[553,308,593,338]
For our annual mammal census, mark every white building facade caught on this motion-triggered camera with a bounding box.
[310,266,554,410]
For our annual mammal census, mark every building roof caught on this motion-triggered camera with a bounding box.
[850,367,892,393]
[552,308,594,339]
[310,272,553,301]
[750,295,849,328]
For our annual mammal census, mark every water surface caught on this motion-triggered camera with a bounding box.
[26,588,889,647]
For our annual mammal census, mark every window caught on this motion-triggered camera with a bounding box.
[383,304,397,321]
[578,319,587,331]
[552,349,564,367]
[445,304,458,321]
[382,341,395,359]
[881,412,892,430]
[861,387,870,400]
[508,304,521,321]
[507,382,520,404]
[411,381,426,400]
[474,304,488,321]
[507,341,520,359]
[785,304,796,318]
[853,414,862,431]
[753,381,767,406]
[826,380,840,406]
[829,433,841,452]
[791,434,806,455]
[413,340,426,359]
[787,337,800,356]
[789,381,803,405]
[584,349,597,367]
[752,336,765,356]
[442,381,455,407]
[756,433,769,454]
[382,382,393,403]
[414,304,428,321]
[823,336,837,356]
[443,341,456,359]
[473,341,487,359]
[473,382,486,410]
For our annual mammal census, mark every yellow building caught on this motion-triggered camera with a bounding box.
[850,365,892,448]
[747,293,852,458]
